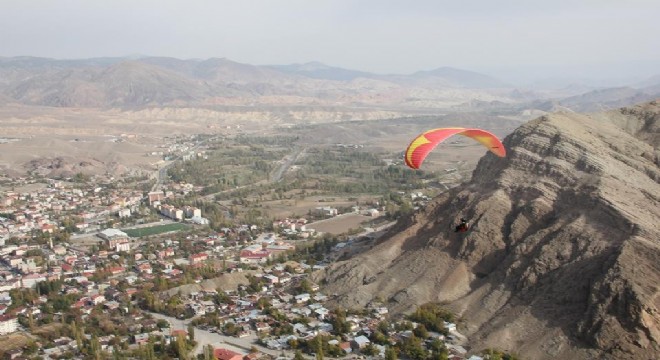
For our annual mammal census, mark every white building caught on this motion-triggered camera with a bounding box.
[0,315,18,334]
[363,208,380,217]
[98,229,128,241]
[21,273,47,288]
[183,206,202,218]
[115,242,130,252]
[189,216,209,225]
[160,205,183,220]
[313,207,338,217]
[295,293,311,304]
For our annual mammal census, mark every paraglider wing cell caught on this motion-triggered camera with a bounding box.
[404,127,506,169]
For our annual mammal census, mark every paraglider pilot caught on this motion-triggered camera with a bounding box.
[455,218,469,233]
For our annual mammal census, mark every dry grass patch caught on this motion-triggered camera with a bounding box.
[31,322,69,341]
[0,332,32,354]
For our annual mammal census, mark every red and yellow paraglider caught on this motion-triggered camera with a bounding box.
[405,127,506,169]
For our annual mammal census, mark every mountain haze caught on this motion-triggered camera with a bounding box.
[1,56,657,113]
[556,86,658,112]
[0,56,520,109]
[318,101,660,359]
[266,61,374,81]
[408,66,511,88]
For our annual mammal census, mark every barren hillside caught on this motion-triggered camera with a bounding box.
[317,101,660,359]
[0,56,517,109]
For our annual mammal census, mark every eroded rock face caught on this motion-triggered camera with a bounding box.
[318,101,660,359]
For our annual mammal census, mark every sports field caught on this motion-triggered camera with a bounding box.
[123,222,189,237]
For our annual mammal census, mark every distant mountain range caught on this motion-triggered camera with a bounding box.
[0,56,657,112]
[266,61,375,81]
[0,56,511,108]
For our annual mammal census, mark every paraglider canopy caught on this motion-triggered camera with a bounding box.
[405,127,506,169]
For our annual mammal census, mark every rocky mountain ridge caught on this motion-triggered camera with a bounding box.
[317,101,660,359]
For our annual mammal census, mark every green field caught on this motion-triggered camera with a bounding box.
[123,223,189,237]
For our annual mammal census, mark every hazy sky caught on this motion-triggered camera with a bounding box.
[1,0,658,82]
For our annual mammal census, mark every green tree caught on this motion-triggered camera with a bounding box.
[428,338,448,360]
[173,333,189,360]
[256,296,271,310]
[293,350,305,360]
[385,346,398,360]
[223,322,239,336]
[188,324,195,341]
[378,320,391,335]
[90,334,102,360]
[413,324,429,339]
[24,341,38,356]
[203,344,214,360]
[314,335,324,360]
[330,308,350,335]
[157,319,169,329]
[371,330,389,345]
[362,343,379,356]
[407,303,453,334]
[400,335,426,360]
[482,348,519,360]
[298,278,313,294]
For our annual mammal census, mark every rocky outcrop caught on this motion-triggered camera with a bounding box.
[318,101,660,359]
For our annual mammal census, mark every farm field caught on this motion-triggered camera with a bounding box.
[306,213,378,235]
[257,195,379,219]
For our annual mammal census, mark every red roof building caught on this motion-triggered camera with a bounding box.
[189,252,208,264]
[213,348,243,360]
[171,329,188,339]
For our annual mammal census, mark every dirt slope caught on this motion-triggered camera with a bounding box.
[317,101,660,359]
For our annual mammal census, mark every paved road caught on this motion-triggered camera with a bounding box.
[270,147,306,183]
[151,161,174,192]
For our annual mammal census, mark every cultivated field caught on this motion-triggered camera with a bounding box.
[258,195,379,219]
[306,213,377,235]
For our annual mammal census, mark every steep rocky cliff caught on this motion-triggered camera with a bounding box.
[318,101,660,359]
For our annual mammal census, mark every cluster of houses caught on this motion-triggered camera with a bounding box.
[271,217,317,239]
[0,216,483,360]
[0,170,476,359]
[177,271,474,360]
[0,225,300,358]
[0,179,144,240]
